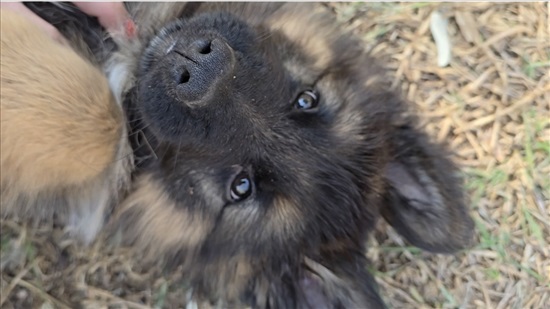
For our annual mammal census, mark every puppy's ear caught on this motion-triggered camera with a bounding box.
[296,257,386,309]
[381,121,474,253]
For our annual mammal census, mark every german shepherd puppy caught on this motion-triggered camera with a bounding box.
[22,2,474,308]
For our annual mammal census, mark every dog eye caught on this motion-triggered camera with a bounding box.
[230,171,253,202]
[294,90,319,110]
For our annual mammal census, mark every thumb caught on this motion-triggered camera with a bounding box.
[72,2,135,38]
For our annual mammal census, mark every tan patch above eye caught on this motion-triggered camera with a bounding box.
[264,195,305,241]
[113,174,212,258]
[265,5,335,71]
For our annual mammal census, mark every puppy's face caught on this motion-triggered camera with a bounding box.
[129,9,390,261]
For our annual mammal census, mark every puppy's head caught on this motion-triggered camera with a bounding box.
[124,7,391,259]
[115,5,392,304]
[116,3,473,306]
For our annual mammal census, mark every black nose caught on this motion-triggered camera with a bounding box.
[169,37,234,105]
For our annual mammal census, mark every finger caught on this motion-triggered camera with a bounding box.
[72,2,135,38]
[1,2,68,45]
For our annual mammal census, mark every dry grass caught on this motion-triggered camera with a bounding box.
[1,2,549,309]
[327,2,549,308]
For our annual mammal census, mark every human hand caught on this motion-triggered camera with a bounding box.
[0,2,136,44]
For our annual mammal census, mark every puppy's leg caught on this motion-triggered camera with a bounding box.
[381,120,475,253]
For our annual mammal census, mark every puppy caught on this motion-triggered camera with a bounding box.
[26,2,475,308]
[0,9,132,244]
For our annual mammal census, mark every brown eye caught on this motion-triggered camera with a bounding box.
[294,90,319,110]
[230,171,253,202]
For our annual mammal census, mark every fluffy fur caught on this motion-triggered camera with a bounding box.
[24,2,475,308]
[0,9,132,244]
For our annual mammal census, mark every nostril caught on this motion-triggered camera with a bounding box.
[179,68,190,84]
[199,44,211,54]
[196,40,212,55]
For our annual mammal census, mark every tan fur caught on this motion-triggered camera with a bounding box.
[194,255,255,304]
[0,10,131,243]
[266,195,306,240]
[266,5,337,72]
[111,174,212,261]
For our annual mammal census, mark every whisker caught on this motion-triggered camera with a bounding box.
[173,139,182,170]
[126,116,146,124]
[256,28,277,43]
[109,148,136,164]
[139,131,158,160]
[127,122,152,137]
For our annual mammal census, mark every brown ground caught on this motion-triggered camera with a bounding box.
[1,2,549,309]
[327,2,549,308]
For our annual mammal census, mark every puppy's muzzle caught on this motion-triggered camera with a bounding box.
[167,37,235,106]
